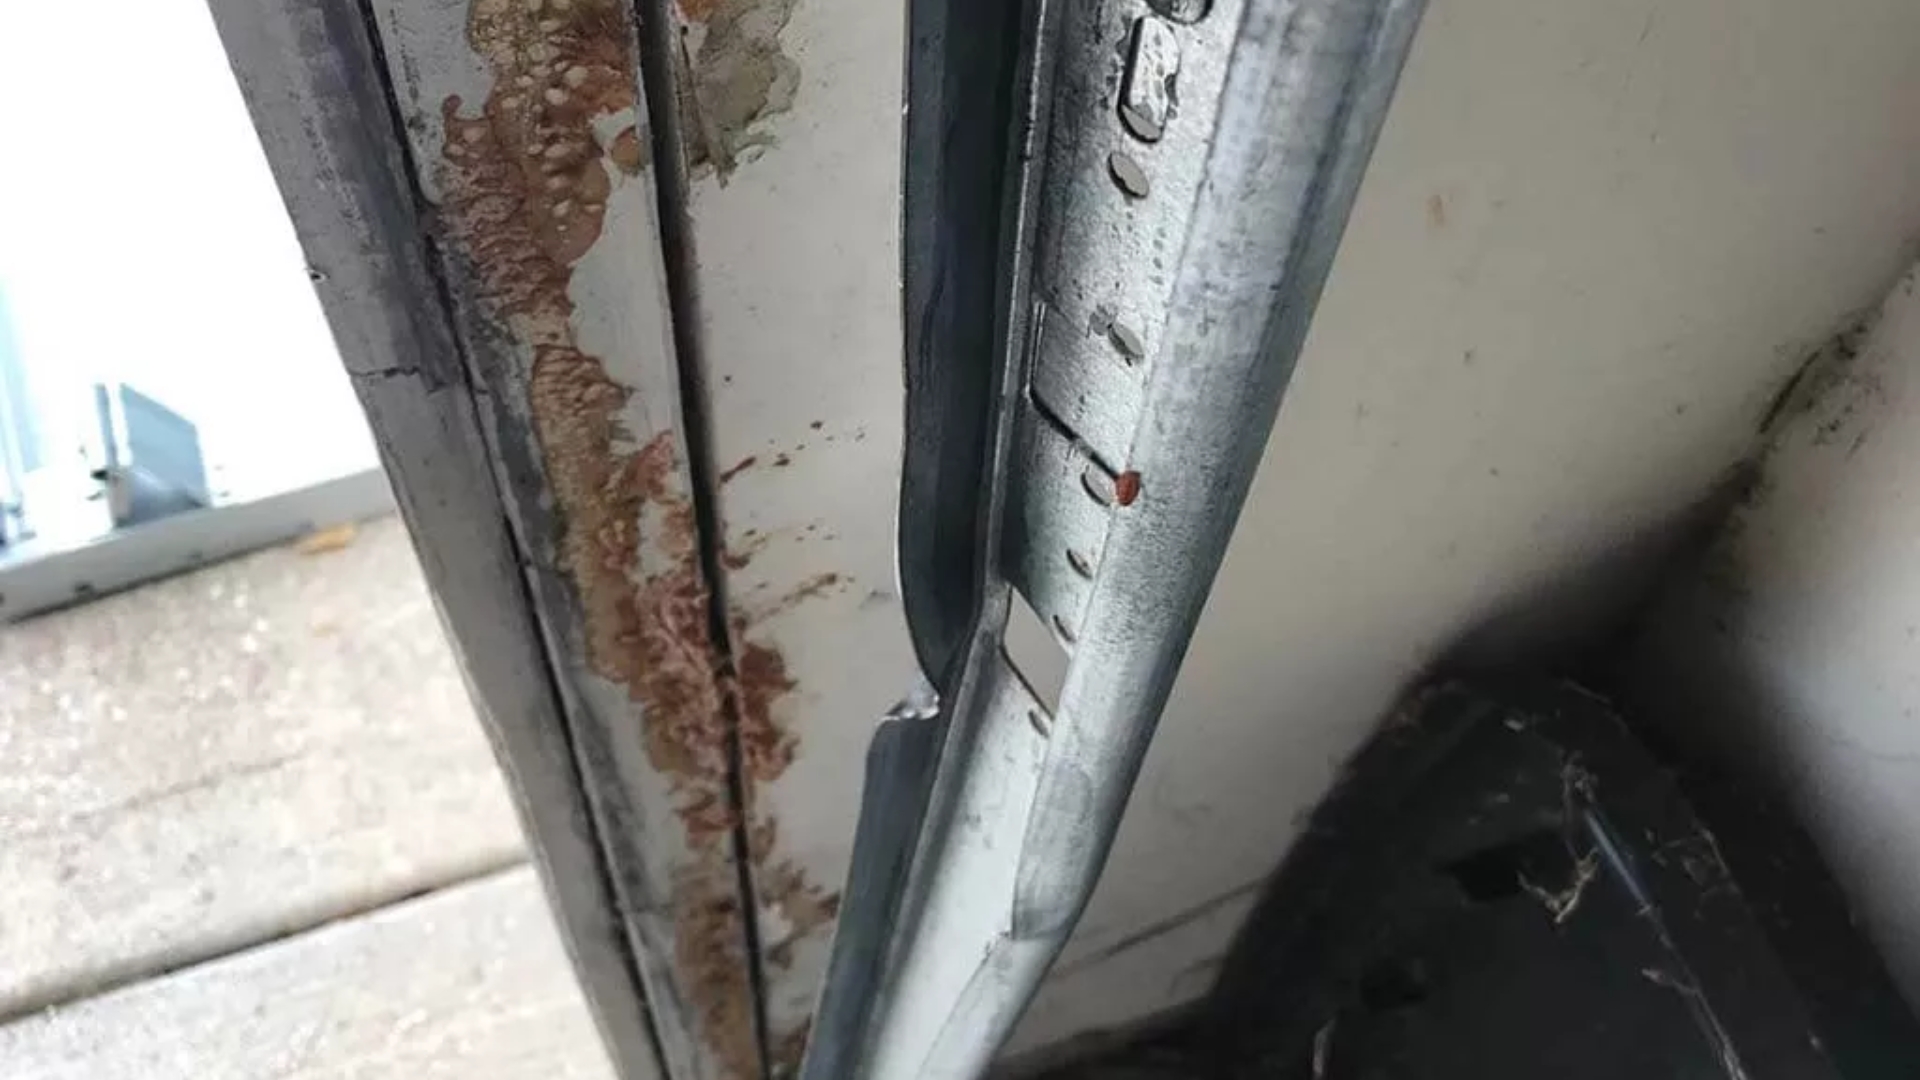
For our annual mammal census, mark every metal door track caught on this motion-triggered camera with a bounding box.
[804,0,1427,1077]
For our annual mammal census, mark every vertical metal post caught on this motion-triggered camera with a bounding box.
[809,0,1428,1076]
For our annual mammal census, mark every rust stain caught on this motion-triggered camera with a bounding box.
[435,1,825,1074]
[761,856,841,949]
[745,815,842,970]
[722,528,771,570]
[673,0,801,177]
[1114,470,1143,507]
[735,638,799,781]
[674,873,760,1080]
[774,1019,813,1077]
[720,454,759,483]
[742,570,843,626]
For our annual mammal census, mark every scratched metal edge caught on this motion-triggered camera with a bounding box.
[201,3,670,1080]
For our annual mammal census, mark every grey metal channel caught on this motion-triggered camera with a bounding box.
[816,0,1431,1077]
[201,4,671,1080]
[1009,0,1428,943]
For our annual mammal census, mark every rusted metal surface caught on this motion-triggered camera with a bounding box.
[407,0,859,1074]
[374,0,790,1074]
[432,1,760,1071]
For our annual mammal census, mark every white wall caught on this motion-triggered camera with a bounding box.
[1625,266,1920,1005]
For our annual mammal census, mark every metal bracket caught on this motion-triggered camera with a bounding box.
[808,0,1428,1076]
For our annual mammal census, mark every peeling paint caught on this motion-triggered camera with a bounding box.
[432,0,832,1073]
[675,0,801,176]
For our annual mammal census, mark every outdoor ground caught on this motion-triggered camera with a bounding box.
[0,515,615,1078]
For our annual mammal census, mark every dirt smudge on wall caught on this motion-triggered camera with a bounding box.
[434,0,828,1074]
[674,0,801,176]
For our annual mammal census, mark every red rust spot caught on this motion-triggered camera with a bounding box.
[1114,470,1143,507]
[719,454,757,483]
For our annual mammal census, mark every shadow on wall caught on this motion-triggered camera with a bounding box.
[1356,299,1894,723]
[1430,461,1755,685]
[1378,273,1920,1011]
[1607,264,1920,1008]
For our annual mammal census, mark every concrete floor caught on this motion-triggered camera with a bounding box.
[0,516,613,1078]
